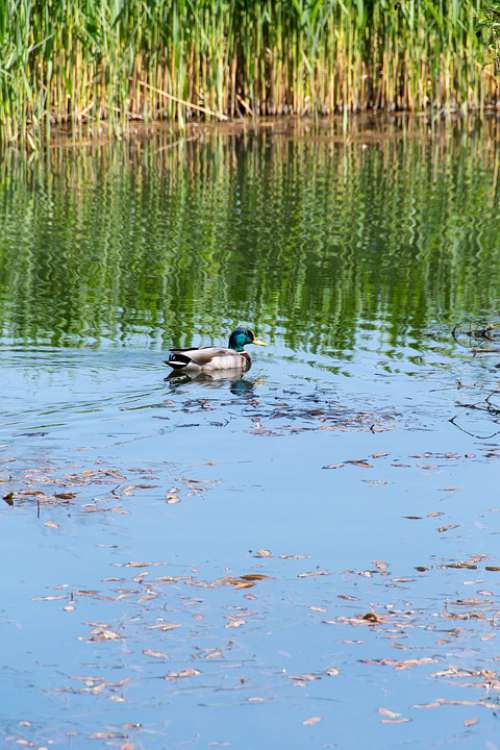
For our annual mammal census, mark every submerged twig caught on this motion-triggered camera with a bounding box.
[448,415,500,440]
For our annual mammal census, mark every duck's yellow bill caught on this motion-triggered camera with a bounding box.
[253,338,267,346]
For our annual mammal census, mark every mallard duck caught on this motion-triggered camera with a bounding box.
[165,327,267,373]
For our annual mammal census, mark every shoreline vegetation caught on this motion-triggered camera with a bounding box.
[0,1,498,145]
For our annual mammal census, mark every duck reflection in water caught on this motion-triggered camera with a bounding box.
[165,368,261,397]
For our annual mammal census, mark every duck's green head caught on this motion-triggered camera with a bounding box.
[228,327,267,352]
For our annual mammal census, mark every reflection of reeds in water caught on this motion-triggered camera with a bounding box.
[0,1,498,142]
[0,122,498,353]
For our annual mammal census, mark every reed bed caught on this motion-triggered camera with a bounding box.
[0,0,498,142]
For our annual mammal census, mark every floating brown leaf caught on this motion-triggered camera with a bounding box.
[361,612,384,624]
[289,673,321,686]
[373,560,389,574]
[219,576,255,589]
[143,649,168,660]
[464,718,479,727]
[325,667,340,676]
[165,668,201,680]
[303,716,321,726]
[147,622,181,632]
[378,707,401,719]
[225,618,246,628]
[297,570,330,578]
[437,524,460,533]
[86,627,122,642]
[345,459,373,469]
[362,657,436,670]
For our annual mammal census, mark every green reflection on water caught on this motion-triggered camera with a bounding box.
[0,123,498,353]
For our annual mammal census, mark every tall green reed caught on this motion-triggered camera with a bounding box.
[0,0,497,143]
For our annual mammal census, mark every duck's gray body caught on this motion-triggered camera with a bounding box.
[165,346,251,373]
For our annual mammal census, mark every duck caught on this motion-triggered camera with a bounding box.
[165,327,267,373]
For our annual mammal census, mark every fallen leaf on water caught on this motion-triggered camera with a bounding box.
[124,561,160,568]
[325,667,340,676]
[155,576,184,584]
[303,716,321,726]
[202,649,223,660]
[221,577,255,589]
[146,622,181,632]
[297,570,330,578]
[239,574,271,581]
[225,619,246,628]
[253,549,272,558]
[413,698,496,711]
[86,627,122,642]
[378,707,401,719]
[437,524,460,533]
[143,649,168,660]
[464,718,479,727]
[43,520,59,529]
[54,492,76,500]
[345,459,373,469]
[373,560,389,574]
[3,492,14,505]
[362,657,436,670]
[165,668,201,680]
[289,673,321,686]
[361,612,384,624]
[413,702,441,710]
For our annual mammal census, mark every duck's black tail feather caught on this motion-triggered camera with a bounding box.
[164,351,191,369]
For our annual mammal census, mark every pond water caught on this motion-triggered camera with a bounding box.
[0,120,499,750]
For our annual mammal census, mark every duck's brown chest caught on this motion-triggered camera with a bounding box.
[241,352,252,372]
